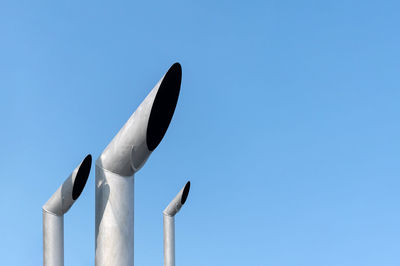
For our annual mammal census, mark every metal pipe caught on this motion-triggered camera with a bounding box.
[43,212,63,266]
[95,63,182,266]
[163,215,174,266]
[163,181,190,266]
[42,154,92,266]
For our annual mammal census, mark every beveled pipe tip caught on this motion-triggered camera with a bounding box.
[163,181,191,217]
[181,181,190,205]
[97,63,183,176]
[147,62,182,151]
[72,154,92,200]
[43,154,92,215]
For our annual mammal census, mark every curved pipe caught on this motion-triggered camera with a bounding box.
[97,62,182,175]
[43,154,92,266]
[163,181,191,217]
[95,63,182,266]
[163,181,190,266]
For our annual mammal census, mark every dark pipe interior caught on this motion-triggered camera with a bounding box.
[181,181,190,205]
[147,63,182,151]
[72,154,92,200]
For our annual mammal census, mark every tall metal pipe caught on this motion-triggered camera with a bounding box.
[95,63,182,266]
[163,181,191,266]
[42,154,92,266]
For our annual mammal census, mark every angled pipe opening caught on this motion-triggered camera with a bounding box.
[180,181,190,205]
[147,62,182,151]
[72,154,92,200]
[163,180,191,217]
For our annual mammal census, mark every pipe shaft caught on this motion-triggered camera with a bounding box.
[95,165,135,266]
[163,215,175,266]
[43,211,64,266]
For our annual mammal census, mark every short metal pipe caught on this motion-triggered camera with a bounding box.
[163,181,190,266]
[42,154,92,266]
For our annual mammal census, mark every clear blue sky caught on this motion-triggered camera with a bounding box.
[1,1,400,265]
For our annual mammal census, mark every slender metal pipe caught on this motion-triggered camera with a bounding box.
[163,181,190,266]
[43,212,64,266]
[163,215,175,266]
[42,154,92,266]
[95,63,182,266]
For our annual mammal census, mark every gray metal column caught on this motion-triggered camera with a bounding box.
[95,63,182,266]
[43,212,64,266]
[163,181,190,266]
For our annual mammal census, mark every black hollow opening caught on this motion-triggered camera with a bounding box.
[146,63,182,151]
[181,181,190,205]
[72,154,92,200]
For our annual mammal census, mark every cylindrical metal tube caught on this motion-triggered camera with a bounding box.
[95,63,182,266]
[95,165,135,266]
[163,181,190,266]
[163,215,175,266]
[43,211,64,266]
[163,182,190,217]
[42,154,92,266]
